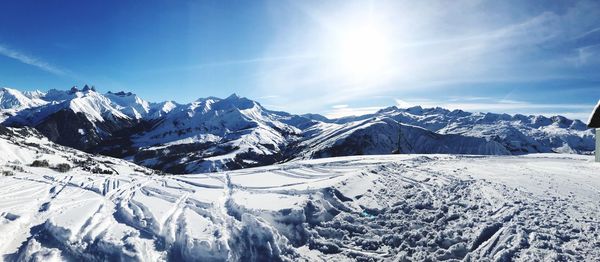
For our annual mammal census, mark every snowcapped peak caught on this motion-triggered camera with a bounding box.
[0,87,33,98]
[105,91,151,119]
[66,90,129,122]
[227,93,241,99]
[107,91,134,97]
[407,105,423,111]
[22,90,45,99]
[7,86,168,121]
[1,87,18,93]
[66,85,97,96]
[222,93,258,110]
[195,96,220,103]
[146,100,179,119]
[377,106,399,113]
[43,88,80,101]
[0,87,48,110]
[159,100,177,112]
[81,84,96,92]
[187,94,259,113]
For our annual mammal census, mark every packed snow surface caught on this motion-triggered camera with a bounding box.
[1,149,599,261]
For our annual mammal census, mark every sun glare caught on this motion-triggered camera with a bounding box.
[334,22,391,81]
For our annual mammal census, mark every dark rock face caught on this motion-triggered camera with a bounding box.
[7,108,137,153]
[589,103,600,128]
[92,119,159,158]
[34,109,102,151]
[0,124,10,135]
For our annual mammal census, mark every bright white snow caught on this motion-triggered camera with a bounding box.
[1,142,599,261]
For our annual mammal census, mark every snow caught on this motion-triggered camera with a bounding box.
[232,191,306,211]
[105,91,175,120]
[67,91,130,122]
[4,89,131,126]
[127,95,302,173]
[148,101,178,119]
[298,118,511,159]
[1,127,599,261]
[0,87,47,110]
[1,87,594,175]
[0,88,598,260]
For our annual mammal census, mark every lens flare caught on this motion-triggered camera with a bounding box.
[333,21,391,81]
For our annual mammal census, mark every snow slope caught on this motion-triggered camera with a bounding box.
[1,126,598,261]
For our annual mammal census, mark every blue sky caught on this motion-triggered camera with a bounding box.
[0,0,599,120]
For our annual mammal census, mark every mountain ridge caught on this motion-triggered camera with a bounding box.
[0,86,594,173]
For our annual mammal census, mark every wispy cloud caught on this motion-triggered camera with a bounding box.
[256,95,280,100]
[199,54,317,67]
[261,104,286,110]
[573,26,600,40]
[0,44,69,77]
[574,44,600,66]
[331,104,348,109]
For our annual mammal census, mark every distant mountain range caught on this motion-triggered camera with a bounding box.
[0,86,595,173]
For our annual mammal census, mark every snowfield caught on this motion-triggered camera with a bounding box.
[1,148,599,261]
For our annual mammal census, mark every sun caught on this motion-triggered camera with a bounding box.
[333,21,391,81]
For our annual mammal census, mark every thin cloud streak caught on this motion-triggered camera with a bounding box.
[256,95,280,100]
[191,54,318,68]
[331,104,348,109]
[0,44,68,76]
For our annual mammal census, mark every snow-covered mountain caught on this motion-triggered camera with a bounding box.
[4,86,136,151]
[128,94,302,173]
[0,88,48,122]
[295,117,510,159]
[0,86,595,173]
[0,87,46,110]
[336,106,595,154]
[105,91,177,120]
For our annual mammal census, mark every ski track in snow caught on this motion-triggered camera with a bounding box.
[1,154,599,261]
